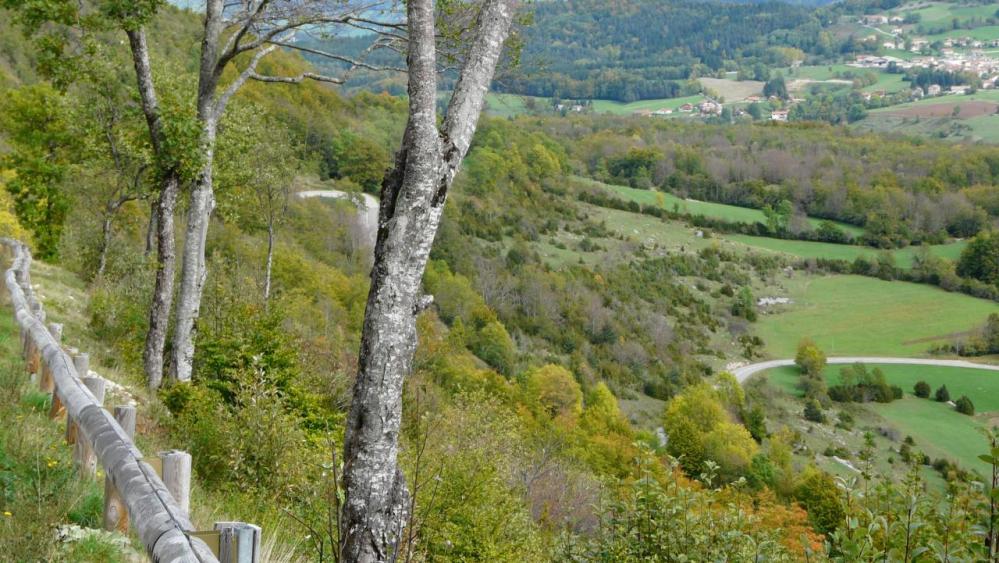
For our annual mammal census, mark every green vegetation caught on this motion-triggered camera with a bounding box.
[726,234,966,267]
[761,362,999,472]
[756,275,999,357]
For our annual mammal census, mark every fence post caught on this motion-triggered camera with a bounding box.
[159,450,192,514]
[216,522,261,563]
[104,405,136,533]
[40,323,62,393]
[76,375,105,478]
[65,353,90,446]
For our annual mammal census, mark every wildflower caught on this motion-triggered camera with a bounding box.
[3,512,11,517]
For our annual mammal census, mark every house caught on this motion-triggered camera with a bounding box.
[949,85,970,95]
[745,95,762,103]
[862,15,889,25]
[679,103,694,112]
[927,84,942,96]
[911,88,924,98]
[770,109,790,122]
[891,28,904,35]
[889,16,904,24]
[652,108,673,116]
[698,101,722,115]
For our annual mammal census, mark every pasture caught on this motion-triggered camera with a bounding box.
[585,178,865,235]
[760,363,999,472]
[754,274,999,358]
[725,234,966,268]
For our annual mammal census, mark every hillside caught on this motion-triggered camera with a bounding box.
[1,1,999,561]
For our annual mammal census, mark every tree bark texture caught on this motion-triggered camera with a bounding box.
[340,1,517,561]
[126,28,181,390]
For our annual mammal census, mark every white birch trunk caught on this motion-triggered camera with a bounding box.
[340,1,517,560]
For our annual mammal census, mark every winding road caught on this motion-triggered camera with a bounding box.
[733,357,999,383]
[297,189,379,248]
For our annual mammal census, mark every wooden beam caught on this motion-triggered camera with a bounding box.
[104,405,136,533]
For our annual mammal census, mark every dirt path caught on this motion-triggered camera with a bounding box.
[733,356,999,383]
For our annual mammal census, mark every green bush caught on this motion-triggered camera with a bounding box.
[954,395,974,415]
[803,399,825,423]
[913,380,930,398]
[935,384,950,402]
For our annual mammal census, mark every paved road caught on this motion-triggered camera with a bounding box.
[297,189,379,247]
[733,357,999,383]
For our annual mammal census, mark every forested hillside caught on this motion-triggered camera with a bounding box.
[1,1,999,562]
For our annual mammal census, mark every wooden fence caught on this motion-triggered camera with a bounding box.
[2,239,261,563]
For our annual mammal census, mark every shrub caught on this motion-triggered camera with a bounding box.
[935,385,950,402]
[803,399,825,423]
[795,338,827,376]
[954,395,974,415]
[913,380,930,398]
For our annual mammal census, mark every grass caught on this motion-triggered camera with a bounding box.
[761,363,999,473]
[0,293,141,560]
[698,77,763,101]
[591,95,707,115]
[725,234,966,268]
[581,177,866,235]
[754,274,999,358]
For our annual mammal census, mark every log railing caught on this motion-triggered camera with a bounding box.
[2,239,261,563]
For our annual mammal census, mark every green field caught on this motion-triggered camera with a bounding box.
[585,178,865,235]
[484,93,533,118]
[755,274,999,358]
[726,234,966,268]
[926,24,999,41]
[484,92,710,118]
[591,95,707,115]
[762,363,999,472]
[698,77,763,101]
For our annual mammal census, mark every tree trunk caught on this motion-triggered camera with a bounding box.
[97,212,114,278]
[340,1,516,560]
[264,218,274,306]
[125,28,183,389]
[145,200,157,257]
[171,141,215,383]
[143,178,179,389]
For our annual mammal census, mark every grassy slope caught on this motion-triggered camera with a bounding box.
[763,363,998,472]
[0,270,142,560]
[584,177,866,235]
[725,234,966,268]
[755,274,999,358]
[8,259,301,561]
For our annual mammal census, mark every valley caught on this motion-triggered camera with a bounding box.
[1,0,999,560]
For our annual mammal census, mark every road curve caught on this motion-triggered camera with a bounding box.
[297,189,379,248]
[733,357,999,383]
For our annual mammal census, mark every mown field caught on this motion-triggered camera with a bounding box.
[754,275,999,358]
[762,363,999,473]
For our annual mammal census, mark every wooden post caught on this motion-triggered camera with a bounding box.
[216,522,261,563]
[40,323,62,393]
[159,450,192,514]
[65,354,90,446]
[76,375,105,478]
[104,405,136,533]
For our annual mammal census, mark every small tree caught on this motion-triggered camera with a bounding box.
[804,399,826,423]
[914,380,931,398]
[935,384,951,402]
[795,338,827,376]
[955,396,975,415]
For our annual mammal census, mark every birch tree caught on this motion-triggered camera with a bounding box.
[170,0,404,383]
[340,0,519,560]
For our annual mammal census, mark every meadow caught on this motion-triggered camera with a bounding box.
[754,274,999,358]
[586,178,866,235]
[725,234,966,267]
[761,363,999,472]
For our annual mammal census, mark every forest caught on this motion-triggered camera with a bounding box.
[0,1,998,562]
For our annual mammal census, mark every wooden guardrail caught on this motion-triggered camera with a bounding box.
[1,239,261,562]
